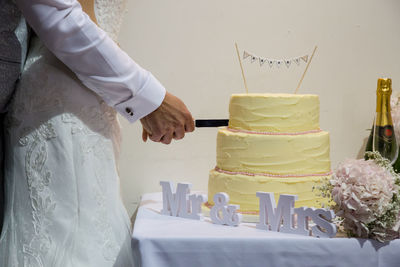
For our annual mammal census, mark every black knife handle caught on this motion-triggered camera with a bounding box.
[195,119,229,127]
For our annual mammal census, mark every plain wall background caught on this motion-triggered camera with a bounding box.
[117,0,400,216]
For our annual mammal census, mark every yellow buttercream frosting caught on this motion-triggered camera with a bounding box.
[229,93,320,132]
[208,93,331,212]
[208,169,329,211]
[216,127,330,175]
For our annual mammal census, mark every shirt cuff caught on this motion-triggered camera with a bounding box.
[115,73,166,123]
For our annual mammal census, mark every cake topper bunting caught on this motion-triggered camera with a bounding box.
[242,50,311,68]
[235,43,318,94]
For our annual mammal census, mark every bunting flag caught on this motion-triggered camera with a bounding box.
[243,51,251,59]
[242,49,310,68]
[259,57,266,66]
[268,59,274,68]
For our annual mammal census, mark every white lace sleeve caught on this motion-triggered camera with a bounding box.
[15,0,166,123]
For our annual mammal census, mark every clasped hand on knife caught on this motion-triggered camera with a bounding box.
[140,92,228,145]
[140,92,195,144]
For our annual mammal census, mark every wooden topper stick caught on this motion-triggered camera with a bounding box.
[235,42,249,94]
[295,46,318,94]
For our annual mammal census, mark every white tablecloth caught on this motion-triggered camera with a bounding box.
[131,192,400,267]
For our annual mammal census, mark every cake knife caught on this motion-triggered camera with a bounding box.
[195,119,229,128]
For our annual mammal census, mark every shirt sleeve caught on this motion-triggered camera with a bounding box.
[15,0,166,123]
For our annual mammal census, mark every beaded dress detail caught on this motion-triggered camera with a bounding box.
[0,1,135,266]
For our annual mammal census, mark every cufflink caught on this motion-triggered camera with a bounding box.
[125,107,134,116]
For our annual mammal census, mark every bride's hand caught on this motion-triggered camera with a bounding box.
[140,91,194,144]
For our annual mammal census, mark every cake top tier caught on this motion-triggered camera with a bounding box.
[228,93,320,132]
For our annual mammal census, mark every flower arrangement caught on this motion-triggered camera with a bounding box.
[319,151,400,242]
[391,93,400,145]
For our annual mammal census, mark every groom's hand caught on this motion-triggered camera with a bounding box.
[140,92,194,144]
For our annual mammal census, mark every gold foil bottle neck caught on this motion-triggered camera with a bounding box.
[377,78,392,94]
[375,78,393,123]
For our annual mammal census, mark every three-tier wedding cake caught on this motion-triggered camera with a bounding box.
[207,93,331,213]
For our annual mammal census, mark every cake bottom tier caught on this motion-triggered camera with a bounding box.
[208,169,330,212]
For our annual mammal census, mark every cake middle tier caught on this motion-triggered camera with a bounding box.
[217,127,331,175]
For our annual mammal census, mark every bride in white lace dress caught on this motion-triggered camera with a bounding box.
[0,1,145,266]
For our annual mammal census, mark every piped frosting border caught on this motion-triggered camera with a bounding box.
[215,167,332,178]
[226,127,322,136]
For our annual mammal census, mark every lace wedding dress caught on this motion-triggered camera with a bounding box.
[0,1,136,266]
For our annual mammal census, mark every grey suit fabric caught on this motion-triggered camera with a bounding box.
[0,113,4,233]
[0,0,29,233]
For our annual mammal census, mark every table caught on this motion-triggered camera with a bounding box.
[131,192,400,267]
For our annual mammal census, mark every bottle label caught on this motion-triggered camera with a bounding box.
[366,124,398,164]
[380,125,394,143]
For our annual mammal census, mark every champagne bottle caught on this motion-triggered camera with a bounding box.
[365,78,399,165]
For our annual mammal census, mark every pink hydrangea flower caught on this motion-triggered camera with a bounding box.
[391,96,400,145]
[331,158,399,239]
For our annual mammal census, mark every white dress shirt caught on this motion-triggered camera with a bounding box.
[15,0,166,123]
